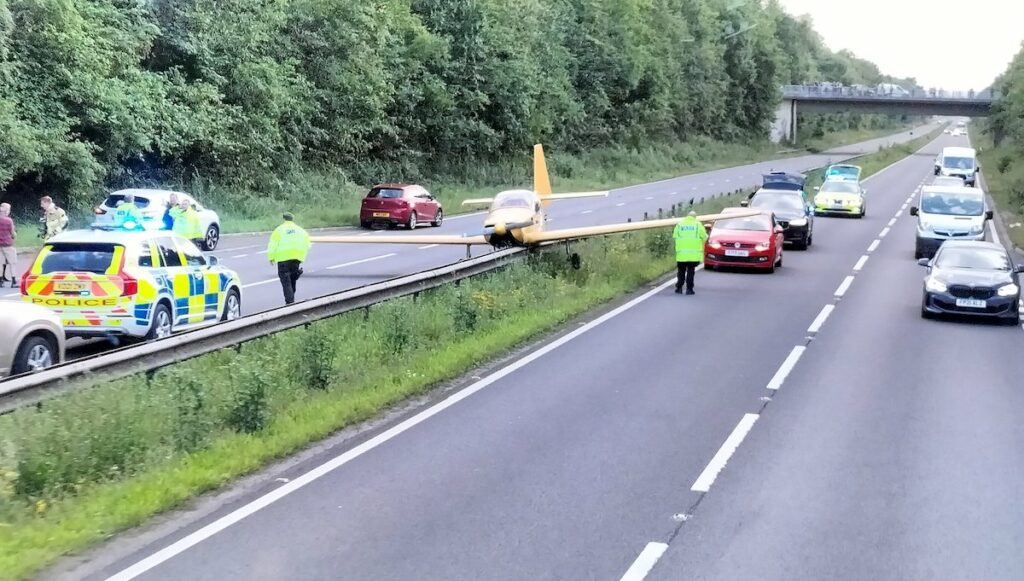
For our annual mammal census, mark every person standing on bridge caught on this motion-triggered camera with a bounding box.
[267,212,311,305]
[673,210,708,296]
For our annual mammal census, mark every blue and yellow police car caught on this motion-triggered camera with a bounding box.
[21,227,242,340]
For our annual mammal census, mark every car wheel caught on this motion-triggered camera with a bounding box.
[914,249,923,260]
[704,264,714,271]
[145,303,173,340]
[202,224,220,251]
[360,220,371,229]
[432,209,443,227]
[222,289,241,322]
[12,336,56,375]
[767,260,776,273]
[407,211,418,230]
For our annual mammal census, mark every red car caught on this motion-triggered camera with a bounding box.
[704,210,784,272]
[359,184,443,229]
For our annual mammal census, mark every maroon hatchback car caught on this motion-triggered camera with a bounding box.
[359,184,443,230]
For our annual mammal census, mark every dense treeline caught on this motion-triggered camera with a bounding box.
[987,42,1024,214]
[990,43,1024,149]
[0,0,901,209]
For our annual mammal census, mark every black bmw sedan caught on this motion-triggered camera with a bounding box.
[919,241,1023,325]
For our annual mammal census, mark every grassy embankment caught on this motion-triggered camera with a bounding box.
[0,126,927,579]
[10,126,912,250]
[974,132,1024,251]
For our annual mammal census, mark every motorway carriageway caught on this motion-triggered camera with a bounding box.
[61,130,1024,580]
[24,126,928,359]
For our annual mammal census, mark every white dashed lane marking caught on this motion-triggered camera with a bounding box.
[327,253,396,270]
[691,414,760,492]
[867,239,881,253]
[834,275,855,297]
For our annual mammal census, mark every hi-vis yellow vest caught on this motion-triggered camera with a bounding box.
[673,217,707,262]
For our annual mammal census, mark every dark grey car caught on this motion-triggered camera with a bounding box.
[919,241,1023,325]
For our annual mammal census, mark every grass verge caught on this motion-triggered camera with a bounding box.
[10,126,911,250]
[0,192,750,580]
[974,132,1024,250]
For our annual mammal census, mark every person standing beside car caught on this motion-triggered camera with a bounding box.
[267,212,311,305]
[113,193,144,230]
[673,211,708,296]
[162,192,179,230]
[0,203,17,287]
[172,199,202,246]
[39,196,68,241]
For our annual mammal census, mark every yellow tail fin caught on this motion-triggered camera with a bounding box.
[533,144,552,198]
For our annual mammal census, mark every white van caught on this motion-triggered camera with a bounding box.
[933,146,978,186]
[910,185,992,258]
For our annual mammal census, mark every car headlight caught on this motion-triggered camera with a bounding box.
[709,241,721,249]
[918,220,932,233]
[755,243,769,252]
[789,218,807,227]
[925,277,948,293]
[969,224,984,235]
[997,283,1019,297]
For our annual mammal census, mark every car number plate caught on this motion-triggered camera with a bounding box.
[832,202,844,209]
[724,249,749,257]
[55,281,88,292]
[372,212,389,218]
[955,298,986,309]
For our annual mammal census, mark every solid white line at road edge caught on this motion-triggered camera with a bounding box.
[691,414,760,492]
[766,346,806,391]
[106,278,680,581]
[807,304,835,334]
[620,543,669,581]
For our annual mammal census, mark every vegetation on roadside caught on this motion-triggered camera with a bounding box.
[980,42,1024,250]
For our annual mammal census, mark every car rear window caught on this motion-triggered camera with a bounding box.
[104,194,151,209]
[820,181,859,193]
[368,188,404,199]
[39,243,119,274]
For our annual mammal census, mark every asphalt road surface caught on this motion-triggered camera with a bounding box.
[64,128,1024,581]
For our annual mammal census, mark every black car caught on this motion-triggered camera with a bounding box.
[743,189,814,249]
[919,241,1023,325]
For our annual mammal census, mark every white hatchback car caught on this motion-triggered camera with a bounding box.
[93,189,222,250]
[0,300,65,378]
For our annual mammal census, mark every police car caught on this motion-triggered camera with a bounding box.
[21,227,242,340]
[93,189,222,250]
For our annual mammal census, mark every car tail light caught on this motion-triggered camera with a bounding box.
[19,272,29,295]
[116,253,138,296]
[94,206,106,215]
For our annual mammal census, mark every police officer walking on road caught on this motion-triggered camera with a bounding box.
[673,210,708,295]
[267,212,311,305]
[113,193,144,229]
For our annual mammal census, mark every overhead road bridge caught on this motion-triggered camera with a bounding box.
[772,85,999,143]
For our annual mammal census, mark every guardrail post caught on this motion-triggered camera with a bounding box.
[643,211,648,221]
[658,208,663,219]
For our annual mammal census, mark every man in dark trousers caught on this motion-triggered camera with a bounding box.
[673,210,708,295]
[266,213,311,304]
